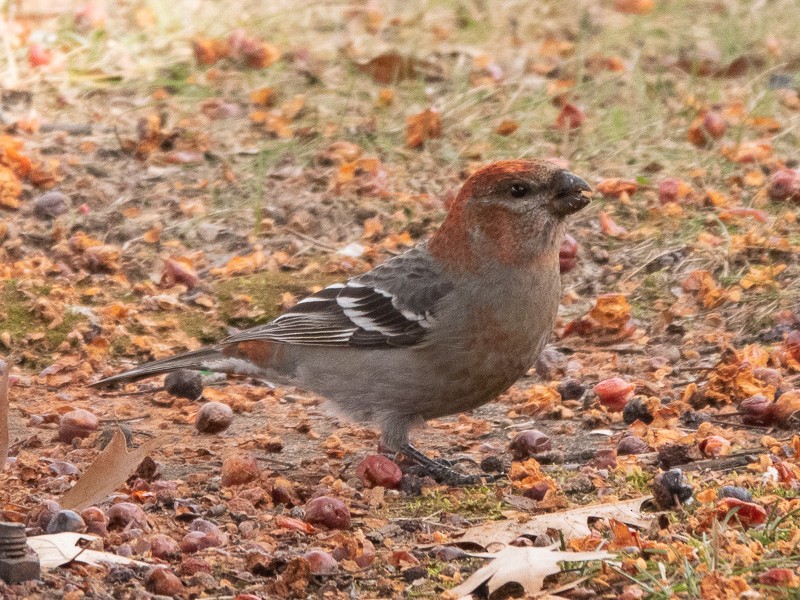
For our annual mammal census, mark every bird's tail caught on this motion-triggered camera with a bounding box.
[91,346,227,387]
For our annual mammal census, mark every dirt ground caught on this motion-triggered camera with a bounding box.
[1,0,800,599]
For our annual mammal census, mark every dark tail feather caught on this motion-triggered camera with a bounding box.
[91,347,227,387]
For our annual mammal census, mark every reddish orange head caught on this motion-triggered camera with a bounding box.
[430,159,591,269]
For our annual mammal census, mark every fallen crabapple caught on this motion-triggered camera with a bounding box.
[509,430,553,460]
[702,111,727,139]
[355,455,402,489]
[559,234,579,273]
[305,496,351,530]
[594,377,635,411]
[59,409,99,444]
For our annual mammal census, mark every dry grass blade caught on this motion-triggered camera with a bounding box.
[60,429,160,511]
[0,360,8,470]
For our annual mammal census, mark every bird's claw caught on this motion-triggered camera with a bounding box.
[398,444,495,487]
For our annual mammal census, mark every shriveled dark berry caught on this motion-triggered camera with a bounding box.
[480,456,503,473]
[402,565,428,583]
[46,510,86,534]
[164,369,203,400]
[509,429,552,460]
[33,191,70,218]
[535,348,565,379]
[622,396,654,425]
[718,486,753,503]
[680,410,711,427]
[557,378,586,401]
[652,469,693,509]
[617,435,649,455]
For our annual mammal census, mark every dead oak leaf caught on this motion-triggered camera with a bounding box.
[61,429,160,511]
[458,497,653,549]
[449,546,614,599]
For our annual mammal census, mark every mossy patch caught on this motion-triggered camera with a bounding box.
[399,486,504,520]
[1,282,83,366]
[213,270,341,328]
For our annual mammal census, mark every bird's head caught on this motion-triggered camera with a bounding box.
[430,159,592,269]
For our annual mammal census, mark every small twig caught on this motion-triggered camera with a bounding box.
[621,246,686,283]
[97,386,166,397]
[284,227,341,253]
[39,122,95,135]
[708,417,771,431]
[682,451,760,473]
[0,360,8,469]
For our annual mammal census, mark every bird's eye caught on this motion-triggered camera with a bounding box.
[510,183,529,198]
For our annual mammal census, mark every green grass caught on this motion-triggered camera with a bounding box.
[0,282,83,366]
[213,270,341,327]
[399,486,505,520]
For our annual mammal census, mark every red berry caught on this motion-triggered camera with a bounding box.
[740,394,773,425]
[303,549,338,574]
[768,168,800,201]
[702,111,726,139]
[716,498,767,527]
[145,567,184,596]
[698,435,731,458]
[28,43,52,67]
[559,234,579,273]
[759,568,796,586]
[150,534,181,560]
[220,453,260,487]
[355,455,402,489]
[107,502,149,531]
[305,496,351,530]
[617,435,649,455]
[658,178,680,204]
[786,331,800,361]
[58,409,99,444]
[594,378,635,411]
[195,402,233,434]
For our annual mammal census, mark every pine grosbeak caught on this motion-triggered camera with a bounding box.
[96,159,591,484]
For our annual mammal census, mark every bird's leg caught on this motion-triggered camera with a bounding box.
[398,444,484,486]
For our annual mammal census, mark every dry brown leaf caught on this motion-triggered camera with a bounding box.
[458,497,653,549]
[61,429,160,511]
[596,178,638,198]
[0,360,8,470]
[449,546,614,599]
[406,108,441,149]
[0,165,22,209]
[355,52,444,84]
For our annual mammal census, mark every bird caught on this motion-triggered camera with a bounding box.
[94,159,591,484]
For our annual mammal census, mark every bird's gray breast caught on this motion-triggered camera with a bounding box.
[421,265,561,416]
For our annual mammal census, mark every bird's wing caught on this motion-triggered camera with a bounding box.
[221,245,454,349]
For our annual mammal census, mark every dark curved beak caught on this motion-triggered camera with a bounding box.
[550,171,592,217]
